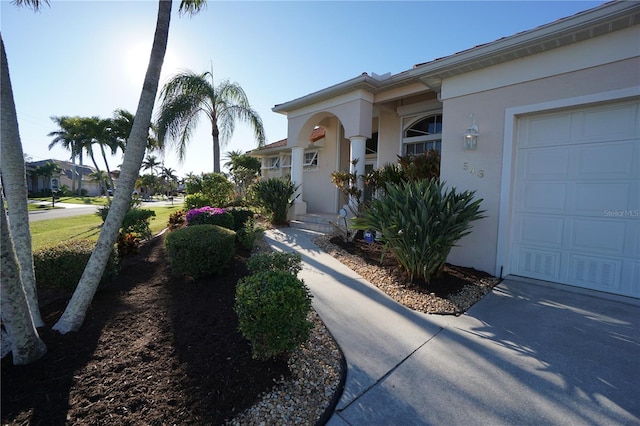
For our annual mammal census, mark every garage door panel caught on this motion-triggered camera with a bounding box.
[569,254,621,291]
[521,147,570,180]
[577,142,636,178]
[571,219,626,254]
[521,114,572,148]
[520,182,568,213]
[511,100,639,298]
[514,247,562,282]
[574,182,633,215]
[579,103,639,143]
[518,215,564,247]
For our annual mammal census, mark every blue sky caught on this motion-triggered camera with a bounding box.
[2,0,605,176]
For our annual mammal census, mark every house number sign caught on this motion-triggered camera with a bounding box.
[463,162,485,178]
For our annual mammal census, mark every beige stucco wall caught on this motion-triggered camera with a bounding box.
[441,41,640,276]
[302,120,341,214]
[377,108,401,166]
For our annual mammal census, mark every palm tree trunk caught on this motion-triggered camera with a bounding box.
[87,148,106,196]
[212,123,220,173]
[0,187,47,364]
[77,151,84,195]
[53,0,173,334]
[99,143,116,193]
[0,34,44,328]
[71,153,77,193]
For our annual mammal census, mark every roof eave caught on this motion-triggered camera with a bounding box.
[409,1,640,90]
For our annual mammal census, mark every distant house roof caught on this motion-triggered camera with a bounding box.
[26,159,96,178]
[250,127,326,155]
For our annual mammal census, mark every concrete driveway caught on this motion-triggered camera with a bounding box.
[264,228,640,425]
[333,280,640,425]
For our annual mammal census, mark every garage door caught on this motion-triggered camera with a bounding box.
[510,100,640,298]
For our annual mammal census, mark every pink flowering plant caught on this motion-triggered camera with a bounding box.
[185,206,234,229]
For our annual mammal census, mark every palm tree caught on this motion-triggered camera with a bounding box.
[53,0,207,334]
[223,149,244,171]
[111,108,161,153]
[142,154,161,176]
[0,0,48,364]
[160,166,178,196]
[49,115,84,194]
[156,70,266,173]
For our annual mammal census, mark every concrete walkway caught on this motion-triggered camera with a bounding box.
[264,228,640,425]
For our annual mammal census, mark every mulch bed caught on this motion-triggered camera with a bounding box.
[1,235,289,425]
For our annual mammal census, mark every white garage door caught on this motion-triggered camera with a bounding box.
[510,100,640,298]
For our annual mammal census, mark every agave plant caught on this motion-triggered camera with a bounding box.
[351,178,485,284]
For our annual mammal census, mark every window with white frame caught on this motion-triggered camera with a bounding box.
[403,114,442,155]
[303,151,318,168]
[281,154,292,169]
[264,156,279,169]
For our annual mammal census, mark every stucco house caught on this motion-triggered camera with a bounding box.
[26,159,103,197]
[252,1,639,300]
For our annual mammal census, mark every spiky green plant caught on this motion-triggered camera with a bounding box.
[250,177,298,225]
[352,179,485,284]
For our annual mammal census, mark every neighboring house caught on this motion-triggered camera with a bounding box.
[26,159,102,196]
[257,1,640,299]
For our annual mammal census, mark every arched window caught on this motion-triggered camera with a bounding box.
[403,114,442,155]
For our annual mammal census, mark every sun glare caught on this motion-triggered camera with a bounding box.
[125,43,180,86]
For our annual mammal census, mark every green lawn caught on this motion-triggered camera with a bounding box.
[31,196,110,206]
[30,206,183,251]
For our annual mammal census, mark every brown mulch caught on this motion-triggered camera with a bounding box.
[1,235,290,425]
[320,235,500,315]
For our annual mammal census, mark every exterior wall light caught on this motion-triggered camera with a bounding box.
[464,115,479,150]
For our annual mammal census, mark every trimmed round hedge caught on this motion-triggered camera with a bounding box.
[164,224,236,279]
[234,270,313,360]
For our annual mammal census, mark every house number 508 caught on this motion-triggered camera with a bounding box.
[463,162,485,178]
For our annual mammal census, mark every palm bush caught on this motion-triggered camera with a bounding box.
[352,179,485,284]
[251,177,298,225]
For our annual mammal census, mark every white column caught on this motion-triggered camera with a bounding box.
[290,146,307,216]
[349,136,367,208]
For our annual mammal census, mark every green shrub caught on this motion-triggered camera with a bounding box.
[227,207,255,231]
[33,239,118,294]
[201,173,234,207]
[352,179,485,284]
[236,218,264,251]
[246,251,302,276]
[397,150,440,181]
[164,224,236,278]
[251,177,298,225]
[235,270,313,360]
[122,208,156,240]
[184,192,210,210]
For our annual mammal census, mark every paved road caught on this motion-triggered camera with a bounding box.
[27,198,183,222]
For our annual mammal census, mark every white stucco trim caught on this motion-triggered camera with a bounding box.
[286,90,374,120]
[495,86,640,278]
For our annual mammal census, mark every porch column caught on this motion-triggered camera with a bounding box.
[289,146,307,217]
[349,136,367,209]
